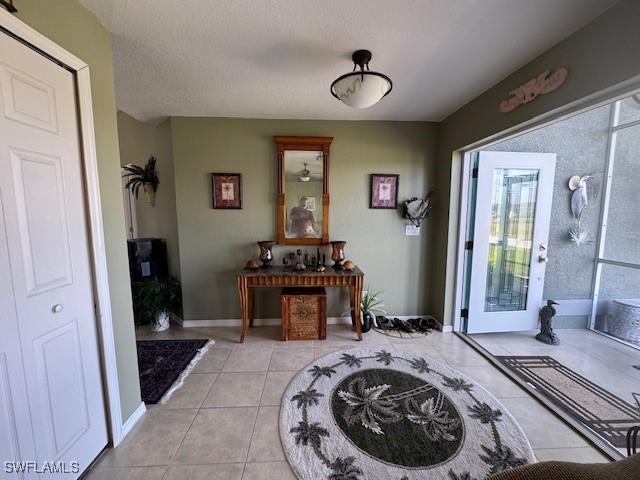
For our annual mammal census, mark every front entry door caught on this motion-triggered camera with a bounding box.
[0,32,107,477]
[466,151,556,334]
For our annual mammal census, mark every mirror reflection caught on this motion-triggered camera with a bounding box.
[284,150,323,238]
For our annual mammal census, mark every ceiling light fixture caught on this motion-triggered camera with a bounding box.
[331,49,392,109]
[298,163,311,182]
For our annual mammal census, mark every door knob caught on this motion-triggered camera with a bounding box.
[538,255,548,263]
[52,304,64,314]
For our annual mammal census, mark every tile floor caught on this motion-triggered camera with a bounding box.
[85,325,610,480]
[470,328,640,457]
[470,329,640,406]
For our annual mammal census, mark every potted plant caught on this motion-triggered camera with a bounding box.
[132,276,181,332]
[361,288,387,333]
[123,156,159,206]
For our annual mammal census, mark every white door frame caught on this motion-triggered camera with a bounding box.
[466,152,555,333]
[0,10,132,446]
[450,79,640,334]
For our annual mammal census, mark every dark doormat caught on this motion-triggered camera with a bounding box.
[137,339,209,404]
[496,356,640,448]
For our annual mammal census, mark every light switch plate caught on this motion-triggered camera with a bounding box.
[405,225,420,236]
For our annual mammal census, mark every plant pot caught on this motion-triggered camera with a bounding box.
[361,311,374,333]
[143,183,156,206]
[152,311,170,332]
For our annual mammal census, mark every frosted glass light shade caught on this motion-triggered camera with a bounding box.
[331,72,392,109]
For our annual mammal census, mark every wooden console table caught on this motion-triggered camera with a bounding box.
[236,266,364,343]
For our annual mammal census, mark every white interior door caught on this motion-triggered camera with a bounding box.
[0,32,107,477]
[466,151,556,334]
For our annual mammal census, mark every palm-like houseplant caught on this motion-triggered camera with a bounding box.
[123,156,159,206]
[344,287,386,333]
[361,288,386,333]
[132,276,181,331]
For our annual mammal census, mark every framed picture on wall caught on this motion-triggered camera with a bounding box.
[211,173,242,209]
[299,195,317,212]
[370,174,399,209]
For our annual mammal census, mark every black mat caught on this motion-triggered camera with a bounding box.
[137,339,208,404]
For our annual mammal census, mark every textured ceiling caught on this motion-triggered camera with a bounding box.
[80,0,618,123]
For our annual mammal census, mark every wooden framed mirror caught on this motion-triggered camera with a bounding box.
[275,136,332,245]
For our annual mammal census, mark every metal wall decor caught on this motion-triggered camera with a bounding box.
[0,0,17,13]
[499,68,568,113]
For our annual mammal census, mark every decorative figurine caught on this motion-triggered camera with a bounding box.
[295,249,306,271]
[343,260,355,271]
[330,241,346,270]
[536,300,560,345]
[257,241,274,268]
[245,259,259,270]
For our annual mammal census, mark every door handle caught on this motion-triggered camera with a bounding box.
[538,255,548,264]
[51,304,64,314]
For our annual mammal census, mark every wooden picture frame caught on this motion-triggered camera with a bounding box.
[370,174,399,209]
[274,136,332,245]
[211,173,242,209]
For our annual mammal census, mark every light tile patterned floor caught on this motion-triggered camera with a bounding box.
[470,329,640,406]
[85,325,610,479]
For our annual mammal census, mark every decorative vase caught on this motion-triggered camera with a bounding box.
[143,183,156,206]
[152,311,170,332]
[257,241,274,268]
[362,311,374,333]
[330,241,346,270]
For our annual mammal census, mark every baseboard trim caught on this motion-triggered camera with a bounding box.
[181,315,445,330]
[120,402,146,442]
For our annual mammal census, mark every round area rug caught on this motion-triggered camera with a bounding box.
[280,347,534,480]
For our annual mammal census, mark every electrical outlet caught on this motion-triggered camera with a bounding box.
[405,225,420,236]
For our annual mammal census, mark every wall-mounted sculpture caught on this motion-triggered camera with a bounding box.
[499,68,568,113]
[568,175,592,246]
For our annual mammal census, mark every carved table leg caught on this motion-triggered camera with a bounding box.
[349,285,356,328]
[237,277,249,343]
[248,288,255,328]
[353,277,363,341]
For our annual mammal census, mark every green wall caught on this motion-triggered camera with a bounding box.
[171,118,438,321]
[16,0,141,420]
[431,0,640,327]
[117,112,181,278]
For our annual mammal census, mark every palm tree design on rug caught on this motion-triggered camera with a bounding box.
[405,396,460,441]
[287,349,529,480]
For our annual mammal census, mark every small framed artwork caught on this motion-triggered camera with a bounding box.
[211,173,242,209]
[300,195,317,212]
[370,174,399,209]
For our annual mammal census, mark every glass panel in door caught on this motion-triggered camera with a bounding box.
[484,168,539,312]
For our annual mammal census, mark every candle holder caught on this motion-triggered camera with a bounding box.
[330,241,347,270]
[257,241,274,268]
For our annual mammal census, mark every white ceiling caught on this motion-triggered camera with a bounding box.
[80,0,618,123]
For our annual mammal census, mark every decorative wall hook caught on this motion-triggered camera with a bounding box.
[499,68,568,113]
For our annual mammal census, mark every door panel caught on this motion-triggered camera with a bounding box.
[9,148,72,294]
[0,354,22,477]
[0,31,107,477]
[467,151,556,333]
[0,62,58,133]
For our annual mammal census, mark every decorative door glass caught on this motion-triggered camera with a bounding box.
[484,168,540,312]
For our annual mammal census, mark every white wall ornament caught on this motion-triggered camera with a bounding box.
[499,68,568,113]
[568,174,592,246]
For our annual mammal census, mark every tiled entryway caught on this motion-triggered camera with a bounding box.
[469,329,640,406]
[85,325,610,479]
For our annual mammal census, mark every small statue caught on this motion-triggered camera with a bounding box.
[536,300,560,345]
